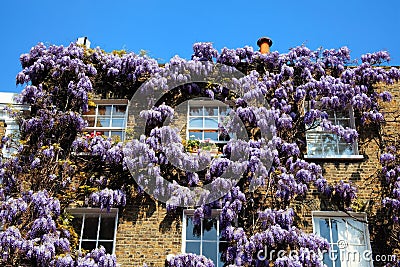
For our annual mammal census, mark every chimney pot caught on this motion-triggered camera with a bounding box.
[257,37,272,54]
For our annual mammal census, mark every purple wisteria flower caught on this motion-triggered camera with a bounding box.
[166,253,215,267]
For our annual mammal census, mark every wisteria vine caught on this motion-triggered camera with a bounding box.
[0,39,398,266]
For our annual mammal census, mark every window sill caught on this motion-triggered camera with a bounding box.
[67,207,118,214]
[304,154,364,160]
[71,151,91,157]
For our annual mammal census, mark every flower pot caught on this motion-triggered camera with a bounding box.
[210,148,219,157]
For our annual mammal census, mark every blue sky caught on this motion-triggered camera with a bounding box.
[1,0,399,93]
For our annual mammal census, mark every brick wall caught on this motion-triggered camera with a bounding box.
[0,121,5,139]
[115,194,182,266]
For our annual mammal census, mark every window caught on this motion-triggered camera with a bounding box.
[69,208,118,254]
[0,93,29,158]
[82,100,128,141]
[312,211,372,267]
[305,104,362,159]
[182,210,226,267]
[187,100,231,143]
[1,120,20,157]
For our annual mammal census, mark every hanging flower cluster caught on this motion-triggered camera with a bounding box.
[381,147,400,223]
[54,246,117,267]
[89,189,127,212]
[166,253,215,267]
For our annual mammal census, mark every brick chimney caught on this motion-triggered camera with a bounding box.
[257,37,273,54]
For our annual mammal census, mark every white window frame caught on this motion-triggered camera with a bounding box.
[1,119,20,158]
[187,100,231,144]
[312,211,373,267]
[182,209,226,267]
[0,98,29,158]
[304,103,363,159]
[82,100,129,141]
[68,208,118,254]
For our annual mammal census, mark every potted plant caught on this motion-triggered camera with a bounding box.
[200,139,219,156]
[185,139,200,153]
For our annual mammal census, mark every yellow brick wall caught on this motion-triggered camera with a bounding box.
[0,121,5,139]
[115,194,181,266]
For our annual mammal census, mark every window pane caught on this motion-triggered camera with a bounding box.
[204,131,218,142]
[336,119,350,128]
[331,219,346,244]
[189,131,202,141]
[308,144,323,156]
[217,253,225,267]
[111,118,125,127]
[189,107,203,116]
[189,118,203,128]
[111,131,124,140]
[332,245,341,267]
[85,116,95,127]
[98,241,114,254]
[323,248,334,267]
[81,241,97,251]
[99,216,116,240]
[307,133,323,156]
[185,241,201,255]
[71,216,83,237]
[97,117,111,127]
[318,219,331,241]
[322,134,338,155]
[82,215,99,239]
[347,220,365,245]
[346,245,368,267]
[219,107,231,116]
[204,118,218,128]
[186,217,201,240]
[202,241,218,264]
[113,105,127,116]
[204,107,218,116]
[203,218,218,241]
[338,143,354,155]
[98,106,111,115]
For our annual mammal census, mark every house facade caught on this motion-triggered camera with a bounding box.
[61,81,399,267]
[3,39,400,267]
